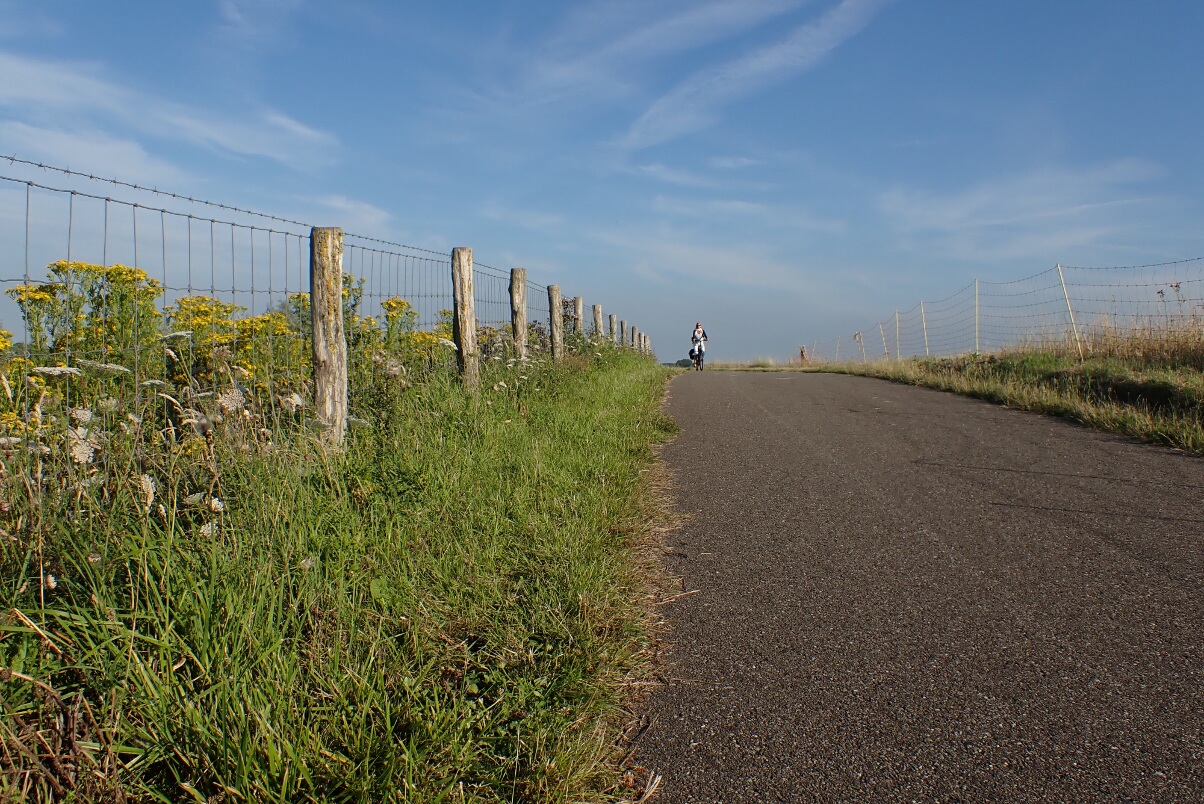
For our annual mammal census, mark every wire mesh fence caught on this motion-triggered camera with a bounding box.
[0,161,639,448]
[809,259,1204,364]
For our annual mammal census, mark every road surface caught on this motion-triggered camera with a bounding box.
[634,371,1202,802]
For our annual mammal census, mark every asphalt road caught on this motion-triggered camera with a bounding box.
[634,371,1202,803]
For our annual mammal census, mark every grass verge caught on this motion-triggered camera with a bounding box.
[1,349,675,802]
[823,350,1204,452]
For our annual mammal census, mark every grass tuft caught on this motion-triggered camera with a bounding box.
[1,349,674,802]
[824,333,1204,452]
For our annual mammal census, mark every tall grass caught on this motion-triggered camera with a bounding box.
[823,323,1204,452]
[0,348,674,802]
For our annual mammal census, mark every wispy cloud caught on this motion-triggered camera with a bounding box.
[0,122,190,186]
[622,0,894,148]
[481,204,564,233]
[590,224,804,290]
[526,0,806,100]
[878,159,1166,261]
[0,0,63,39]
[0,50,336,170]
[314,195,391,235]
[216,0,304,43]
[635,163,715,187]
[709,155,762,169]
[651,195,847,233]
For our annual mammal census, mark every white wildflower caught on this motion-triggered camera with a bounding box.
[281,393,306,412]
[140,474,156,507]
[299,556,316,571]
[157,503,167,518]
[184,492,206,506]
[497,381,507,389]
[0,437,22,448]
[160,330,192,340]
[438,338,457,350]
[140,379,169,388]
[76,358,132,375]
[45,573,57,590]
[68,428,96,465]
[87,552,101,564]
[33,366,81,377]
[70,408,93,425]
[96,397,119,413]
[199,522,215,538]
[209,497,224,513]
[218,387,245,415]
[163,347,178,361]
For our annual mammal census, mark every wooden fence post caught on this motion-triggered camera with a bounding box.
[310,227,347,444]
[645,335,653,356]
[620,320,628,347]
[609,314,618,344]
[920,300,930,357]
[573,296,584,335]
[1057,263,1084,361]
[631,326,639,351]
[451,247,479,391]
[592,304,603,338]
[548,285,564,362]
[510,268,527,360]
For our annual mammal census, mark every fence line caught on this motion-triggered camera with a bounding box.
[0,162,653,447]
[808,258,1204,363]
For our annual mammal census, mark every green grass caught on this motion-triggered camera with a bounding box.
[1,349,674,802]
[823,349,1204,452]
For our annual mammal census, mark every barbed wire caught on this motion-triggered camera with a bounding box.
[0,174,305,237]
[1062,256,1204,271]
[2,153,315,231]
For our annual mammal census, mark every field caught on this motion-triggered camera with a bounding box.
[0,263,675,801]
[819,325,1204,452]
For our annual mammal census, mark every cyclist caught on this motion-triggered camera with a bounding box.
[690,322,708,370]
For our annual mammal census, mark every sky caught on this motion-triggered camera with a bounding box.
[1,0,1202,361]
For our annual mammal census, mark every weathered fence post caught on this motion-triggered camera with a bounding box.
[646,335,653,356]
[609,314,618,344]
[510,267,527,360]
[895,311,901,360]
[311,227,347,444]
[631,326,639,351]
[573,296,584,335]
[974,277,980,355]
[620,320,628,347]
[451,247,479,391]
[920,301,930,357]
[1056,263,1084,361]
[592,304,603,338]
[879,321,889,358]
[548,285,564,362]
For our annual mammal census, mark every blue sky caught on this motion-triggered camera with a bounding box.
[1,0,1202,360]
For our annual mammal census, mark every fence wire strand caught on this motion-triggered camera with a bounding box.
[811,259,1204,363]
